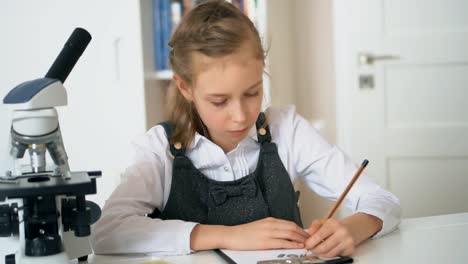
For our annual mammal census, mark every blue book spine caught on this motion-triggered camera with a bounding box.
[160,0,173,70]
[153,0,163,70]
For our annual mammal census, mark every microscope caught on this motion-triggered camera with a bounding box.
[0,28,101,264]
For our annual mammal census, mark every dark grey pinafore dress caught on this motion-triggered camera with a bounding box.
[148,113,303,227]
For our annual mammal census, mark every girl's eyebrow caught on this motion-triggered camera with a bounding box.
[207,80,263,97]
[245,80,263,91]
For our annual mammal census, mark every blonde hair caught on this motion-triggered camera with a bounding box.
[167,0,265,147]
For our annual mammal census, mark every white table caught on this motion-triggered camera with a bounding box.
[2,212,468,264]
[353,212,468,263]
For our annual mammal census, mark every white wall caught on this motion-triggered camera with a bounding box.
[294,0,336,143]
[294,0,338,223]
[267,0,297,107]
[267,0,337,225]
[0,0,147,207]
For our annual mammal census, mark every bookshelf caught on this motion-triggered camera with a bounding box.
[144,0,268,81]
[139,0,270,127]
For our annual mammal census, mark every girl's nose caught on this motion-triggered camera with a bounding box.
[231,103,247,123]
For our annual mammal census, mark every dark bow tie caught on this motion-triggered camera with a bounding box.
[209,177,257,206]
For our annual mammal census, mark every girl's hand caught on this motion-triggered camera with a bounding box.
[305,219,356,258]
[223,217,310,250]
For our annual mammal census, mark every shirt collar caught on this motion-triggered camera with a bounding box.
[247,125,259,142]
[189,132,203,149]
[189,125,259,150]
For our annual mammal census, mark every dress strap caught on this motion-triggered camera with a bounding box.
[159,121,186,157]
[255,112,272,144]
[161,113,270,154]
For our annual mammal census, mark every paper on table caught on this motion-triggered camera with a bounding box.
[219,248,315,264]
[89,254,173,264]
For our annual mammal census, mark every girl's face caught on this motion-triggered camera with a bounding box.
[181,43,264,153]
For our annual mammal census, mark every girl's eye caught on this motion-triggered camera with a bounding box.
[246,92,259,97]
[212,100,227,107]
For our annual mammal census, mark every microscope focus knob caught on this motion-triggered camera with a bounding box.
[61,197,101,237]
[0,203,19,237]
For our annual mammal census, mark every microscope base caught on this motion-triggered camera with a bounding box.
[7,252,69,264]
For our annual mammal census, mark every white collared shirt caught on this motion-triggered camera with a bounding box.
[91,105,401,256]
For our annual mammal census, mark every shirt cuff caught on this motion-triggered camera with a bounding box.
[177,221,199,255]
[355,199,401,239]
[148,221,198,256]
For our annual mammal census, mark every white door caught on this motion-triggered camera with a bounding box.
[334,0,468,218]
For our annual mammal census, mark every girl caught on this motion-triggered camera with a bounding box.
[92,0,400,258]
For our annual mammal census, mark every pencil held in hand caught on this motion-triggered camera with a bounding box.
[304,160,369,255]
[321,159,369,224]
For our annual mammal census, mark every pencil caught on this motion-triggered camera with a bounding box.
[321,159,369,223]
[305,159,369,254]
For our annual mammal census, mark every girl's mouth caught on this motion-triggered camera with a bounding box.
[227,127,248,137]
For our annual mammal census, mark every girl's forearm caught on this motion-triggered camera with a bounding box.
[190,224,229,251]
[342,212,383,245]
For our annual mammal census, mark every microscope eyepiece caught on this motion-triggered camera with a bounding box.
[44,28,92,84]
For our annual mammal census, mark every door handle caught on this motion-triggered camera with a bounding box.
[358,53,400,65]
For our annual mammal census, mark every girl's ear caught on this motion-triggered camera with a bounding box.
[173,74,193,101]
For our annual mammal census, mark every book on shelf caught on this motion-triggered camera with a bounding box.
[153,0,163,70]
[152,0,261,76]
